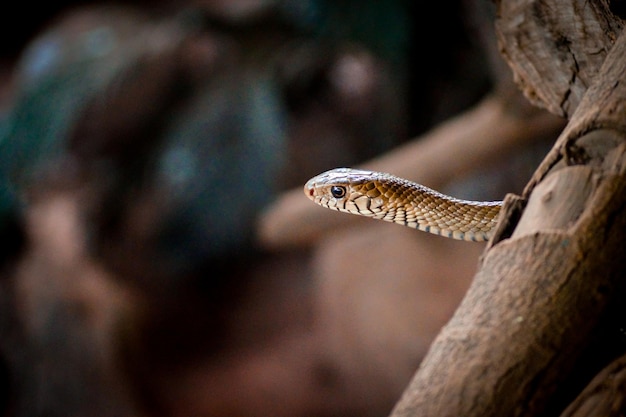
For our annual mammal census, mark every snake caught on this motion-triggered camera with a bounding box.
[304,168,503,242]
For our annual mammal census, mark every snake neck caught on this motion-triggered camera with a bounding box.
[367,177,502,242]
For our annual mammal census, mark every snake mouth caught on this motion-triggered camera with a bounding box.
[304,179,316,199]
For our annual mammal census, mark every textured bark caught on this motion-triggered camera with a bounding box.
[389,3,626,417]
[495,0,623,118]
[561,353,626,417]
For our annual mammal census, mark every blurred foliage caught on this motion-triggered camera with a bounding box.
[0,0,490,283]
[0,8,282,279]
[0,1,417,282]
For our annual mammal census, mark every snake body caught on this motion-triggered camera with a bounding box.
[304,168,502,241]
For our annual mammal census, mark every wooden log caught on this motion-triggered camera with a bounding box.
[389,6,626,417]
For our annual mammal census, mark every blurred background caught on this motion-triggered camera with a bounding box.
[0,1,564,416]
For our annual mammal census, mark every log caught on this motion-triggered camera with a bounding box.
[495,0,623,118]
[561,353,626,417]
[389,7,626,417]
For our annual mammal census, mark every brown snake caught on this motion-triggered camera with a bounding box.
[304,168,502,242]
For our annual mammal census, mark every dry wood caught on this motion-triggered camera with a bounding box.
[389,4,626,417]
[495,0,623,118]
[561,353,626,417]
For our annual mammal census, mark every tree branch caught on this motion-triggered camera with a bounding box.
[389,7,626,417]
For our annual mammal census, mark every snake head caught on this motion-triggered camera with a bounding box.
[304,168,384,215]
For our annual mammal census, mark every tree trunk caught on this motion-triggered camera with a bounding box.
[389,2,626,416]
[561,352,626,416]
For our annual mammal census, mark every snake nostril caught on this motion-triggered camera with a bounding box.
[309,188,314,197]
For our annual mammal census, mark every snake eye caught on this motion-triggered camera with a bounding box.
[330,186,346,199]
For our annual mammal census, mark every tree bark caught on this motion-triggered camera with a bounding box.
[495,0,623,118]
[561,352,626,417]
[389,3,626,417]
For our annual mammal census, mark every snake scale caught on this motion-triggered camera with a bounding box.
[304,168,502,242]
